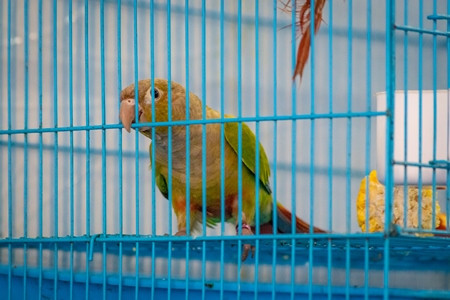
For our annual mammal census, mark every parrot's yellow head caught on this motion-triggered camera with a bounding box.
[119,78,197,137]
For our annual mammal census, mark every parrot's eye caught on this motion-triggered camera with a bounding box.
[151,88,160,99]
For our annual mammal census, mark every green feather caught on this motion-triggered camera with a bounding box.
[224,115,272,195]
[156,174,169,199]
[149,143,169,199]
[206,216,220,228]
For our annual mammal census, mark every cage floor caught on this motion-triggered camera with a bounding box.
[0,234,449,299]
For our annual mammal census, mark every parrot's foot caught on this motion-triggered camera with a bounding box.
[174,229,187,236]
[237,223,255,262]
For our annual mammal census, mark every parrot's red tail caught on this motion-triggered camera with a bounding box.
[275,203,326,234]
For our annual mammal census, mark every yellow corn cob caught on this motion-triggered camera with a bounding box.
[356,170,441,235]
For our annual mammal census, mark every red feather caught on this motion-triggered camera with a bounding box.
[276,202,326,233]
[279,0,327,81]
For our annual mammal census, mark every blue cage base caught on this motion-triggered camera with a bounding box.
[1,234,449,299]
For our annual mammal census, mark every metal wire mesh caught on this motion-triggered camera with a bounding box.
[0,0,449,299]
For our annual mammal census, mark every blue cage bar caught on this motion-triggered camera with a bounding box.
[0,0,449,299]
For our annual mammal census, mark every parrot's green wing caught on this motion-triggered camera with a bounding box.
[155,174,169,199]
[149,143,169,199]
[224,115,272,195]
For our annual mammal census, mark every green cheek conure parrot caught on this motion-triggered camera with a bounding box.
[119,79,325,261]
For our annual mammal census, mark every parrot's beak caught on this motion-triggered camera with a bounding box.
[119,98,142,133]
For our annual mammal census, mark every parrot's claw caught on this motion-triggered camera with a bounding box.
[174,229,187,236]
[237,224,255,262]
[242,243,256,262]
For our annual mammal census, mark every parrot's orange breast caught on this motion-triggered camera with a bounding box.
[171,193,238,220]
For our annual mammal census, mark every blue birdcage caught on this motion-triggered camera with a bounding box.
[1,0,449,299]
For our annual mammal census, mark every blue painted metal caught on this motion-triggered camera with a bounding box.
[166,2,173,299]
[428,14,450,20]
[309,1,316,299]
[100,0,107,298]
[0,232,391,244]
[116,0,124,298]
[364,2,372,299]
[2,268,447,300]
[68,0,75,298]
[23,0,30,298]
[290,2,297,300]
[271,2,278,300]
[417,0,424,233]
[236,1,244,295]
[131,1,140,297]
[431,0,438,231]
[346,2,353,299]
[384,1,396,299]
[149,1,156,299]
[38,0,44,298]
[1,1,450,299]
[0,0,3,244]
[132,0,140,297]
[84,0,91,298]
[447,0,450,238]
[184,1,191,299]
[402,0,409,232]
[254,2,261,299]
[7,0,12,299]
[219,2,226,299]
[53,0,60,295]
[327,1,334,298]
[0,111,386,135]
[395,25,450,37]
[200,1,207,298]
[0,140,370,180]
